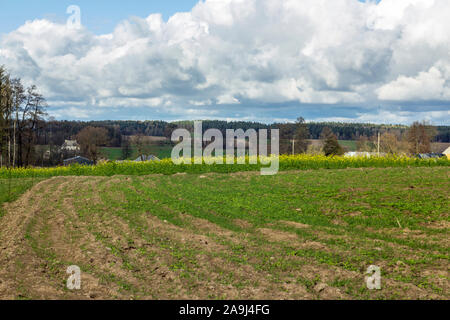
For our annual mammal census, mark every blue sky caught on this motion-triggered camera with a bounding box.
[0,0,377,35]
[0,0,200,35]
[0,0,448,124]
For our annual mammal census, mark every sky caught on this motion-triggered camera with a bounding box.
[0,1,200,35]
[0,0,449,125]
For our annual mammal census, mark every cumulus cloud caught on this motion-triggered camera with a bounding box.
[377,65,450,101]
[0,0,449,124]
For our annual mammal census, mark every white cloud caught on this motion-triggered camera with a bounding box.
[377,65,450,101]
[50,106,102,119]
[315,109,450,125]
[217,94,240,105]
[0,0,449,123]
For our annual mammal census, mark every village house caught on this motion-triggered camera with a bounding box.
[61,140,80,152]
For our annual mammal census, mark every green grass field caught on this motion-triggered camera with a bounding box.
[101,144,174,160]
[0,166,448,299]
[338,140,357,151]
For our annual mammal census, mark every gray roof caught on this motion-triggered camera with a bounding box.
[417,153,445,159]
[134,155,160,162]
[63,156,93,164]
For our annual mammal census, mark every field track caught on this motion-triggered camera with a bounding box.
[0,167,448,299]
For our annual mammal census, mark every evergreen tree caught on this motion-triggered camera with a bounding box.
[321,127,344,156]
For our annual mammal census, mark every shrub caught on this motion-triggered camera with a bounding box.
[0,155,448,179]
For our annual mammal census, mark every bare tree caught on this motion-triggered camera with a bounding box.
[1,66,47,167]
[18,85,47,166]
[356,135,371,152]
[379,132,399,154]
[407,121,436,154]
[135,133,150,160]
[293,117,310,154]
[11,79,25,167]
[76,126,109,163]
[0,66,12,167]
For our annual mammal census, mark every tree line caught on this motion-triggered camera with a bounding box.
[36,119,450,146]
[0,66,47,168]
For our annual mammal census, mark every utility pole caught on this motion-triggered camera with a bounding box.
[291,139,295,156]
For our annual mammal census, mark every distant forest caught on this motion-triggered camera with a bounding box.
[37,120,450,147]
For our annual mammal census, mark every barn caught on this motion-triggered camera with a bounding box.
[63,156,94,166]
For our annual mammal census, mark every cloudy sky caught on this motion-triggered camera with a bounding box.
[0,0,449,124]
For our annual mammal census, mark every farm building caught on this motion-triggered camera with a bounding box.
[63,156,93,166]
[344,152,386,158]
[344,152,371,158]
[61,140,80,152]
[134,155,160,162]
[443,147,450,159]
[416,153,445,159]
